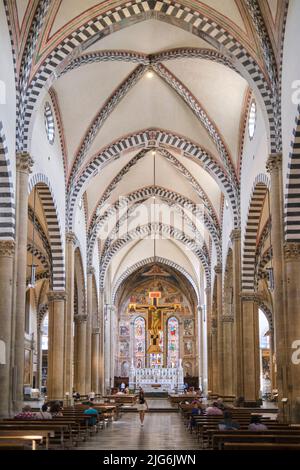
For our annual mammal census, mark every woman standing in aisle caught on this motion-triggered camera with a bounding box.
[137,390,149,426]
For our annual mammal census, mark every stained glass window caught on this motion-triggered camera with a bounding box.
[41,314,48,350]
[149,330,163,368]
[44,102,55,144]
[248,101,256,140]
[134,317,145,368]
[167,317,179,367]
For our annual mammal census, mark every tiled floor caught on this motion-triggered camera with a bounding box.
[76,412,199,450]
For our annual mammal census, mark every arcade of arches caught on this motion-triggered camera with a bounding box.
[1,0,300,429]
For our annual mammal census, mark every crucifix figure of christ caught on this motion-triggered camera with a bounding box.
[128,291,181,354]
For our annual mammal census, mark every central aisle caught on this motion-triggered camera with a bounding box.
[76,412,199,450]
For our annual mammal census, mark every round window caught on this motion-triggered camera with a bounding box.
[248,101,256,140]
[44,102,55,145]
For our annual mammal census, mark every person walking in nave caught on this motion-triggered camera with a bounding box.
[137,390,149,427]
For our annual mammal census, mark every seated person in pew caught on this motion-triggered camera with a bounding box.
[218,411,240,431]
[216,398,227,411]
[72,390,81,401]
[248,415,268,431]
[15,405,39,419]
[50,401,63,417]
[233,396,245,407]
[35,403,52,419]
[188,403,204,430]
[84,403,100,426]
[88,391,95,401]
[192,398,205,410]
[206,401,224,416]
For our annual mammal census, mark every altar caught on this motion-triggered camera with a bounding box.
[129,362,184,393]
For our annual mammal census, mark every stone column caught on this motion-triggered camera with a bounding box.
[230,229,242,398]
[240,293,260,404]
[214,264,223,394]
[64,232,76,396]
[284,244,300,423]
[266,154,288,409]
[85,267,94,393]
[205,287,213,392]
[13,152,33,410]
[197,306,203,391]
[104,304,111,393]
[0,240,15,417]
[47,291,66,400]
[91,327,100,394]
[110,306,116,389]
[99,290,105,395]
[36,320,42,392]
[74,314,87,395]
[211,316,218,394]
[222,316,235,396]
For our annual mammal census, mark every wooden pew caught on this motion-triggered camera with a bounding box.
[0,421,73,448]
[212,430,300,450]
[224,442,300,450]
[0,429,51,449]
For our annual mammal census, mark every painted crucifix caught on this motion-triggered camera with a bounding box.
[128,290,181,354]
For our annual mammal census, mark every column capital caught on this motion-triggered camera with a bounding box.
[284,242,300,261]
[214,263,222,274]
[47,290,67,302]
[87,266,95,276]
[205,286,211,294]
[16,152,34,173]
[240,291,262,303]
[230,229,241,242]
[66,231,76,245]
[92,327,100,334]
[211,317,217,329]
[0,240,15,257]
[266,153,282,173]
[74,314,88,324]
[221,315,234,323]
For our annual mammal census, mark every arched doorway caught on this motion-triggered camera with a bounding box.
[259,309,272,399]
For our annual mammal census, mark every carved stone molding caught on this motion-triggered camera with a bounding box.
[47,290,67,302]
[16,152,34,173]
[92,328,100,334]
[284,243,300,261]
[74,314,88,324]
[214,263,222,275]
[230,229,241,242]
[0,240,15,257]
[240,291,264,303]
[241,293,255,302]
[266,153,282,173]
[222,315,234,323]
[66,231,76,245]
[87,266,95,276]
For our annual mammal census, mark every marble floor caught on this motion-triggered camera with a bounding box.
[76,412,199,450]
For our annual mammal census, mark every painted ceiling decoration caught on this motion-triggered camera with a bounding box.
[4,0,288,293]
[111,257,200,305]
